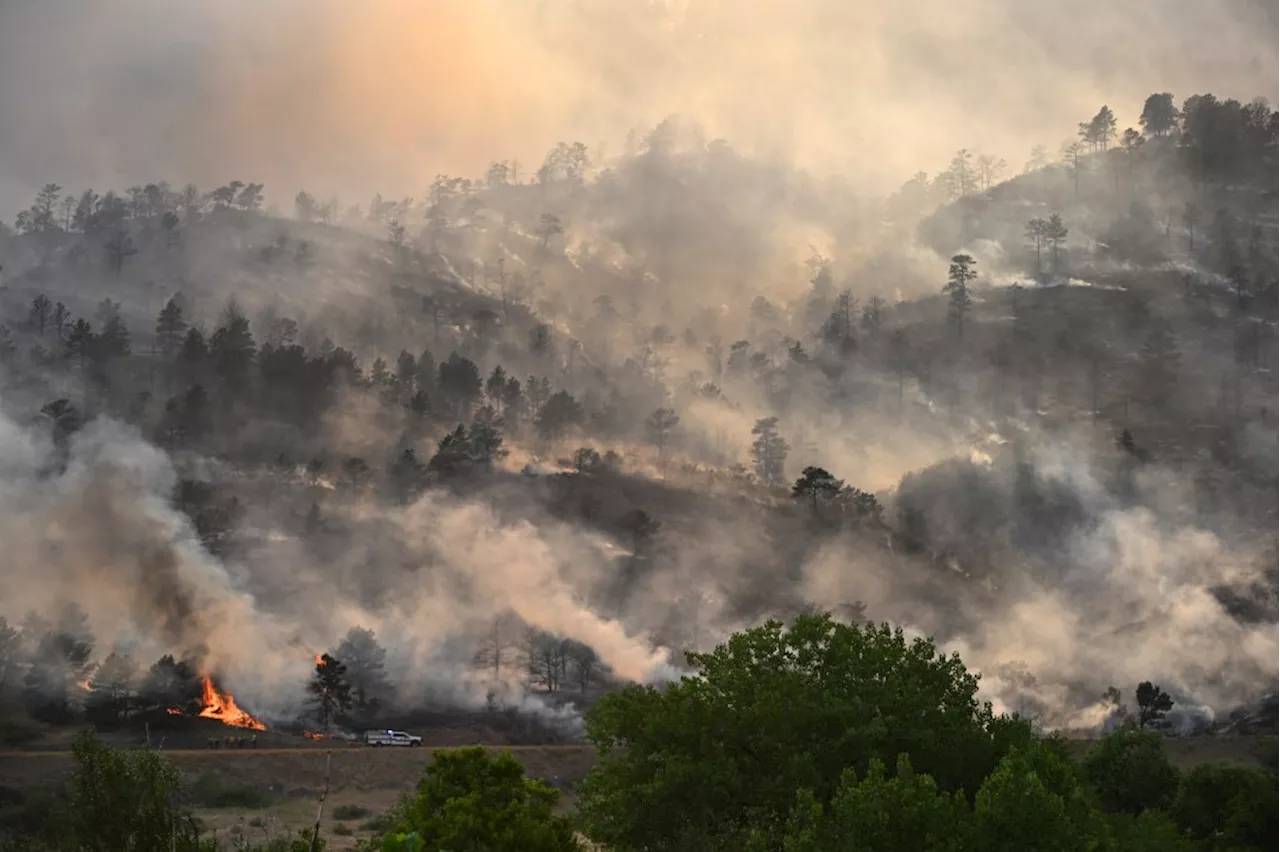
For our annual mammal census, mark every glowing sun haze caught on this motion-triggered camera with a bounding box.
[0,0,1275,208]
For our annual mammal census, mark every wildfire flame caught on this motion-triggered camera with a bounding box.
[76,679,93,692]
[302,731,325,740]
[195,674,267,730]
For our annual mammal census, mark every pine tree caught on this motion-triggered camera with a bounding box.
[308,654,352,729]
[66,319,95,366]
[29,294,52,335]
[155,299,188,356]
[750,417,789,485]
[943,254,976,341]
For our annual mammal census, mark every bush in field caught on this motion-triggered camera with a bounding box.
[68,729,204,852]
[365,746,580,851]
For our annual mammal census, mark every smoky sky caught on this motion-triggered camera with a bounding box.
[1,0,1276,213]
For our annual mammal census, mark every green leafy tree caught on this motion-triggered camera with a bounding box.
[775,754,969,852]
[971,745,1101,852]
[1172,763,1278,850]
[577,613,1025,851]
[387,747,581,851]
[1082,728,1180,814]
[68,730,204,852]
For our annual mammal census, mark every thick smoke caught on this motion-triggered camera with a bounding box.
[0,402,670,722]
[1,0,1276,208]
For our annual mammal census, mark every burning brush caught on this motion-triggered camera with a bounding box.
[167,674,267,731]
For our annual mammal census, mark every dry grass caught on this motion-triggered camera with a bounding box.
[0,744,597,850]
[1,736,1271,849]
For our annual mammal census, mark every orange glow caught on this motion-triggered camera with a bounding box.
[314,653,324,666]
[196,675,267,730]
[76,679,93,691]
[302,731,325,740]
[166,707,183,716]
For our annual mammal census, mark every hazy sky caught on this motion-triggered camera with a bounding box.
[0,0,1275,213]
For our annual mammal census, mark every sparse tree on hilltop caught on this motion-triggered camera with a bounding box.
[1135,681,1174,729]
[792,466,844,516]
[1139,93,1178,137]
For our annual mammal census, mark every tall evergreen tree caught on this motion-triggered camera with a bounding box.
[308,653,352,729]
[944,255,977,341]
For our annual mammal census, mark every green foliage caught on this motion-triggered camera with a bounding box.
[1172,763,1278,850]
[68,729,202,851]
[332,803,371,821]
[776,755,969,852]
[1083,728,1180,814]
[971,746,1099,852]
[1107,810,1198,852]
[382,747,580,851]
[576,613,1023,851]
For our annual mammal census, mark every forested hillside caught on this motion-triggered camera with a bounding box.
[0,90,1275,747]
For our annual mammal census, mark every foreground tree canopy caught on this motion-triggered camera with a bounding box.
[576,613,1033,849]
[574,613,1277,852]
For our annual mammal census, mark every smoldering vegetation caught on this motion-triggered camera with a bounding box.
[0,81,1275,743]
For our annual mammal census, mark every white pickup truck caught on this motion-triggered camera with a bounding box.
[363,729,422,747]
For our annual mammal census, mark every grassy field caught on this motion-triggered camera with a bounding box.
[0,736,1273,850]
[0,744,597,850]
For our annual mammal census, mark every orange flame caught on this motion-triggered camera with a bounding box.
[76,679,93,692]
[302,731,325,740]
[196,675,267,730]
[315,654,324,666]
[166,707,184,716]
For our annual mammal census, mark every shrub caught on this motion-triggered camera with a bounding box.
[188,771,272,809]
[333,803,371,821]
[383,747,580,851]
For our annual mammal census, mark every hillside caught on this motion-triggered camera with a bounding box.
[0,90,1275,751]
